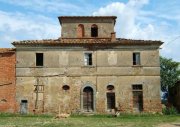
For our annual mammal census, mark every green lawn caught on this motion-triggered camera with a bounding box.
[0,114,179,127]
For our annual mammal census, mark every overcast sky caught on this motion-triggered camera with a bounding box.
[0,0,179,61]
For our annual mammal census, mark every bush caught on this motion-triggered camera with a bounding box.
[162,106,178,115]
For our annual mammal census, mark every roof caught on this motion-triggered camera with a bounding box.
[0,48,15,53]
[12,38,163,46]
[58,16,117,25]
[59,16,117,19]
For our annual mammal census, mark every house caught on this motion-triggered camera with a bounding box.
[12,16,163,114]
[0,48,16,112]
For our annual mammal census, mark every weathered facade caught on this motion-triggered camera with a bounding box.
[12,16,163,114]
[0,48,16,112]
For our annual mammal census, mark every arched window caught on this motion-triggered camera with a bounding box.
[91,24,98,37]
[77,24,85,38]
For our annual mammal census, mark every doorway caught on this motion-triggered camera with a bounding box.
[132,84,143,112]
[107,92,115,111]
[83,87,93,112]
[20,100,28,114]
[133,91,143,112]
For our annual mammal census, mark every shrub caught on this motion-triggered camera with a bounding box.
[162,106,178,115]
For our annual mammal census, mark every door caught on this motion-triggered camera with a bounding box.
[107,92,115,111]
[20,100,28,114]
[133,91,143,112]
[83,87,93,112]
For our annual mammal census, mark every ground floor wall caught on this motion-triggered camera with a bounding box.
[15,76,162,114]
[0,83,17,112]
[0,51,16,113]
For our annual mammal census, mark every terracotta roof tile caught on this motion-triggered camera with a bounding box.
[58,16,117,19]
[58,16,117,25]
[12,38,163,46]
[0,48,15,53]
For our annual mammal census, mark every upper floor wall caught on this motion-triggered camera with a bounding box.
[58,16,116,38]
[15,47,161,77]
[16,49,160,68]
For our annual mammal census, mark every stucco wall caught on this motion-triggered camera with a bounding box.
[15,47,162,114]
[60,18,115,38]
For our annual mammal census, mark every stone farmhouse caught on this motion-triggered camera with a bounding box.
[0,16,163,114]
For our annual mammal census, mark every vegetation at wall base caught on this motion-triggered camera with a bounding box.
[162,106,178,115]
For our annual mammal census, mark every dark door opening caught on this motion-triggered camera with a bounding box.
[91,24,98,37]
[107,92,115,111]
[20,100,28,114]
[83,87,93,112]
[133,91,143,112]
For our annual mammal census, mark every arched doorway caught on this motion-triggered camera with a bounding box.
[83,87,93,112]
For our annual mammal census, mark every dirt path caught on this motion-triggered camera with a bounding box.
[158,123,180,127]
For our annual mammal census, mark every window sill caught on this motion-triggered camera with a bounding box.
[132,65,143,67]
[82,65,96,68]
[35,66,44,68]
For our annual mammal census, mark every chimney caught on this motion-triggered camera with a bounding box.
[111,32,116,42]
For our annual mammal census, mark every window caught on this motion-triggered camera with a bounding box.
[133,53,140,65]
[132,84,142,90]
[36,53,43,66]
[77,24,85,38]
[84,53,92,66]
[91,24,98,37]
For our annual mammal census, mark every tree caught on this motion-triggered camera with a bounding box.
[160,56,180,91]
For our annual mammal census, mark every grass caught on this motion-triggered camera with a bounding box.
[0,113,179,127]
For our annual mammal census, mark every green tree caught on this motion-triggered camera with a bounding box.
[160,56,180,91]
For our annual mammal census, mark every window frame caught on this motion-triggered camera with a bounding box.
[84,52,93,66]
[132,84,143,91]
[133,52,141,65]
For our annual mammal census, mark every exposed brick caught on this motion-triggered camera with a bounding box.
[0,50,16,113]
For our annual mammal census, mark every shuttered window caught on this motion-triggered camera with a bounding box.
[133,53,140,65]
[84,53,92,66]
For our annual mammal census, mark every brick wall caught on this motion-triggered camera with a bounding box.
[0,49,16,112]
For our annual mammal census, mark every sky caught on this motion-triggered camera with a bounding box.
[0,0,180,61]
